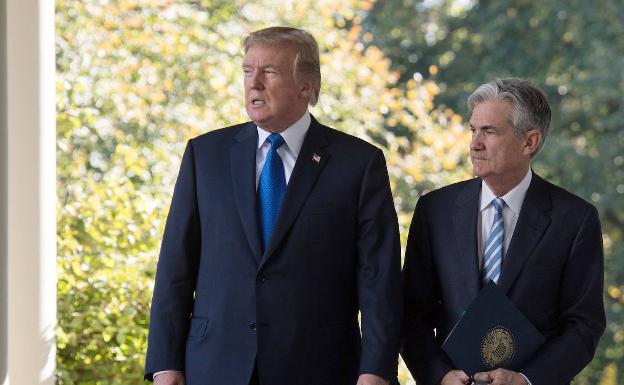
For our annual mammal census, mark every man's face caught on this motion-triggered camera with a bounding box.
[243,43,311,133]
[469,99,534,189]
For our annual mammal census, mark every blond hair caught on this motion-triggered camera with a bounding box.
[244,27,321,105]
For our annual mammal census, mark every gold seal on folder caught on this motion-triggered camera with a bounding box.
[481,327,515,368]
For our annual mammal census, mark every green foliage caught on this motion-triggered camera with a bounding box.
[56,0,469,383]
[58,0,623,383]
[364,0,624,383]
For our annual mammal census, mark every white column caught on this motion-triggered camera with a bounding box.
[2,0,57,384]
[0,0,7,382]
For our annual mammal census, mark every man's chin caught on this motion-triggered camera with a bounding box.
[246,108,269,121]
[247,114,269,127]
[472,168,487,179]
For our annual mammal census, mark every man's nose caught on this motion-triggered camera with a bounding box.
[248,71,264,90]
[470,132,484,150]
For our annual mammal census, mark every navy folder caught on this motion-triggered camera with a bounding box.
[441,281,545,376]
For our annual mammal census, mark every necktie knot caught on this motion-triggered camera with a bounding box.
[492,197,505,213]
[267,133,285,149]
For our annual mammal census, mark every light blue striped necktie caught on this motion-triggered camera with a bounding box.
[483,197,505,284]
[257,133,286,251]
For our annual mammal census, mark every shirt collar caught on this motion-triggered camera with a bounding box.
[256,111,310,157]
[480,169,533,214]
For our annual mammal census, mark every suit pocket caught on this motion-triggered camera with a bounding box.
[300,202,341,216]
[303,204,347,244]
[187,317,209,337]
[524,256,562,272]
[317,320,359,342]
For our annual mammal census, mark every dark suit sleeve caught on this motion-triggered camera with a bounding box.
[144,141,202,380]
[521,205,605,385]
[356,149,403,380]
[401,196,454,385]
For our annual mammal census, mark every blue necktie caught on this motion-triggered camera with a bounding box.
[483,197,505,284]
[257,133,286,250]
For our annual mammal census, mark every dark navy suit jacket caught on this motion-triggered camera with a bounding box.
[145,117,402,385]
[401,174,605,385]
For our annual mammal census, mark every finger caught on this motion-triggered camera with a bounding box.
[456,371,470,381]
[489,374,505,385]
[473,372,489,382]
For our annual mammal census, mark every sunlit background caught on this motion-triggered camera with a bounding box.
[55,0,623,384]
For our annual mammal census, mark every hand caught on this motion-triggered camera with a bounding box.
[356,373,389,385]
[440,370,471,385]
[154,371,185,385]
[473,368,528,385]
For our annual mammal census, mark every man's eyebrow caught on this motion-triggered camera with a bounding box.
[470,123,499,131]
[242,64,278,69]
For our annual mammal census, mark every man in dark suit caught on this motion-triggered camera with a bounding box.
[144,27,402,385]
[401,78,605,385]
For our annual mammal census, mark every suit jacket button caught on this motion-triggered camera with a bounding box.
[257,275,267,283]
[249,322,257,331]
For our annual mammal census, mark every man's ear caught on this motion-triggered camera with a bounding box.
[523,129,541,156]
[298,79,313,100]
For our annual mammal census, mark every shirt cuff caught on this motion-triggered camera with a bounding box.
[153,370,182,379]
[519,373,532,385]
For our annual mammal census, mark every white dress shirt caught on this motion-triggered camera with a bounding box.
[255,111,310,189]
[477,169,532,267]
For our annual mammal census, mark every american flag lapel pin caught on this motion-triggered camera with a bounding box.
[312,153,321,163]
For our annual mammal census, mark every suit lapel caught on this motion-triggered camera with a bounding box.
[452,179,482,300]
[260,117,330,267]
[498,174,552,293]
[230,123,263,261]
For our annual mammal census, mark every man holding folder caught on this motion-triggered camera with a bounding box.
[401,79,605,385]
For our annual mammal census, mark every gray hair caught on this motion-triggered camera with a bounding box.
[467,78,551,154]
[243,26,321,106]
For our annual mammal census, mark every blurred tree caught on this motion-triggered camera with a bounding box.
[56,0,470,383]
[364,0,624,383]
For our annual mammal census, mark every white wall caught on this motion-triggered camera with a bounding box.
[2,0,56,384]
